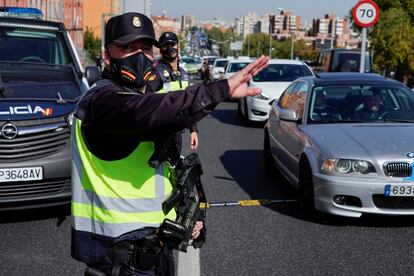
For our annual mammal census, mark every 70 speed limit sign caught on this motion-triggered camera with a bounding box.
[352,0,380,28]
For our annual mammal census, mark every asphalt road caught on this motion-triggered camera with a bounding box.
[1,78,414,275]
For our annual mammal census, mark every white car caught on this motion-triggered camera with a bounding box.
[238,59,314,122]
[210,58,228,80]
[224,59,252,80]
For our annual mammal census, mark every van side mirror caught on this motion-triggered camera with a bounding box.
[85,66,101,86]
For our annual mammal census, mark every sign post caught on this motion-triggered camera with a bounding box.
[352,0,380,73]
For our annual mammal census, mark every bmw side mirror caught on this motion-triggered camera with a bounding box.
[85,66,101,86]
[279,108,301,123]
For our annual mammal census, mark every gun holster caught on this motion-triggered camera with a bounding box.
[111,233,162,275]
[158,219,186,249]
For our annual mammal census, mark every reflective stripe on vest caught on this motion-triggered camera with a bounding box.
[157,80,189,93]
[71,119,176,238]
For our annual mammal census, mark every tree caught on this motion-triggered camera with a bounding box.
[83,27,101,62]
[242,33,274,57]
[348,0,414,83]
[370,7,414,78]
[205,27,239,57]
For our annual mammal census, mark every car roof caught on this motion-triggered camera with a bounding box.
[268,59,306,65]
[228,59,252,64]
[299,73,405,87]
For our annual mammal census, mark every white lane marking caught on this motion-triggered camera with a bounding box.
[177,247,200,276]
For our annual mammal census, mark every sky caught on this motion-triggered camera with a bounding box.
[152,0,360,24]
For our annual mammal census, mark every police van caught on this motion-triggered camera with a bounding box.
[0,7,100,210]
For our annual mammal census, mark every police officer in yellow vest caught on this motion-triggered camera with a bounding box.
[153,32,198,153]
[71,12,269,276]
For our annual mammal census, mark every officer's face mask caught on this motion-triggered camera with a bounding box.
[161,46,178,62]
[109,51,154,89]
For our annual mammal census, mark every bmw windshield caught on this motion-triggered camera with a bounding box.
[308,85,414,124]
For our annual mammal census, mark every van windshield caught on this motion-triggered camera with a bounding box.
[0,27,72,65]
[332,51,371,73]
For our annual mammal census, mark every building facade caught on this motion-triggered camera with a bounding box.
[83,0,119,38]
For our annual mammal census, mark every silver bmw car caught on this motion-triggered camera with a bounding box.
[264,73,414,217]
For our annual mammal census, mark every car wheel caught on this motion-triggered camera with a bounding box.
[237,100,243,117]
[244,99,250,122]
[299,158,316,217]
[263,129,275,173]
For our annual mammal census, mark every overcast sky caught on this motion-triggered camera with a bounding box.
[152,0,359,24]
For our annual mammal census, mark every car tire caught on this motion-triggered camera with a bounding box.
[299,158,316,218]
[243,99,250,122]
[237,100,243,117]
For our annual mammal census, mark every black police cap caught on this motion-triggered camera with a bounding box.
[105,12,160,48]
[159,32,178,45]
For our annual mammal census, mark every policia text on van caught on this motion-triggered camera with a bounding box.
[0,7,100,210]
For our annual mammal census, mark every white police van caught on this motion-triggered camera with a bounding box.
[0,7,100,210]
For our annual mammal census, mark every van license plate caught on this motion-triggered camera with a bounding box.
[0,167,43,182]
[385,184,414,197]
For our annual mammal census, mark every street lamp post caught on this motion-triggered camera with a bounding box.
[247,35,250,57]
[268,15,272,58]
[290,31,294,59]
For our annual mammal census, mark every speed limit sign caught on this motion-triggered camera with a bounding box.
[352,0,380,28]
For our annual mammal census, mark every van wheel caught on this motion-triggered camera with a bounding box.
[299,158,316,217]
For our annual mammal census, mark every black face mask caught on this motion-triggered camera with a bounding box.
[109,51,154,88]
[161,47,178,62]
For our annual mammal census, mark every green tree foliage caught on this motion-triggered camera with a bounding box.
[83,27,101,61]
[205,27,240,57]
[349,0,414,83]
[242,33,318,60]
[242,33,275,57]
[370,7,414,76]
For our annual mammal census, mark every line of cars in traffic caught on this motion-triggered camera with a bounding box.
[193,50,414,219]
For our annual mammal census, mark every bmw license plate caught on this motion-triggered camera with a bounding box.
[385,184,414,197]
[0,167,43,182]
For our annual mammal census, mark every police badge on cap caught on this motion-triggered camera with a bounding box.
[163,70,170,78]
[132,16,141,28]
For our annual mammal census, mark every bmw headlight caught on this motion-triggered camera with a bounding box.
[322,159,375,175]
[252,93,270,100]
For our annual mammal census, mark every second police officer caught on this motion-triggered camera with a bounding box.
[152,32,199,153]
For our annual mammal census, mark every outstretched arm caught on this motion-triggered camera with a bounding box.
[228,55,270,99]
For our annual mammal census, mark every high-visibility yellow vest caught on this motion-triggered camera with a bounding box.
[156,64,189,93]
[71,119,176,238]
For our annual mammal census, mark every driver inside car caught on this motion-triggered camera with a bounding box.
[353,91,387,120]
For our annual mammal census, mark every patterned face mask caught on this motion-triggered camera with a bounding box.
[110,52,154,88]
